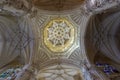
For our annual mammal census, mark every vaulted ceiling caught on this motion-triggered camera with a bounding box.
[0,0,119,68]
[0,0,120,80]
[33,0,85,11]
[85,6,120,64]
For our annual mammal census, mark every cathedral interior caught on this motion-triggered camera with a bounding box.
[0,0,120,80]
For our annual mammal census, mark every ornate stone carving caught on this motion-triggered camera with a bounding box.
[33,0,85,11]
[48,21,70,46]
[3,0,32,11]
[1,0,119,80]
[36,65,84,80]
[85,0,120,13]
[44,18,75,53]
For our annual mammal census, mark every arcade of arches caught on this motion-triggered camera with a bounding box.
[0,0,120,80]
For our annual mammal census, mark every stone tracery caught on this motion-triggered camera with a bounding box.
[0,0,120,80]
[48,21,70,46]
[44,18,75,53]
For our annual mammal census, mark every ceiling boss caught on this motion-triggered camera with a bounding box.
[44,18,75,53]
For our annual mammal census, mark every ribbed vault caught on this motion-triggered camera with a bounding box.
[0,0,120,80]
[85,6,120,64]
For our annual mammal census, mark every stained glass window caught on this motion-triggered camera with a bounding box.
[96,62,119,75]
[0,66,22,80]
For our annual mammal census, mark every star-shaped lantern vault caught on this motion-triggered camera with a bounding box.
[44,18,75,53]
